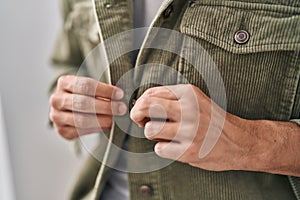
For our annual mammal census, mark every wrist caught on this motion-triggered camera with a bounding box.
[224,116,267,172]
[237,119,264,172]
[236,119,283,173]
[221,115,300,176]
[221,114,253,170]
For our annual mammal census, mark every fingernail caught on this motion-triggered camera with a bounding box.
[118,104,127,114]
[114,89,124,99]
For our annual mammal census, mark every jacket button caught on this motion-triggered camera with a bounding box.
[140,185,153,197]
[189,1,196,7]
[234,30,250,44]
[104,2,112,9]
[163,4,174,18]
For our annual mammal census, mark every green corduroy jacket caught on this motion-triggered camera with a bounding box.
[50,0,300,199]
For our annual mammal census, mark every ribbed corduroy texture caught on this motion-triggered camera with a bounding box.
[49,0,300,199]
[128,1,300,200]
[290,176,300,199]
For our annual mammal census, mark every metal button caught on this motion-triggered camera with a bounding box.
[163,4,174,18]
[234,30,250,44]
[189,1,196,7]
[139,185,153,197]
[104,3,112,9]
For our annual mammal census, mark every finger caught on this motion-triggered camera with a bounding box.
[154,142,188,162]
[144,121,182,142]
[54,125,104,140]
[50,108,112,130]
[142,86,179,100]
[57,75,124,100]
[130,97,181,126]
[142,84,197,100]
[54,124,77,140]
[51,92,127,115]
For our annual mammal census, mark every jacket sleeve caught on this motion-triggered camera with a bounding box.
[49,0,84,94]
[291,119,300,126]
[48,0,86,155]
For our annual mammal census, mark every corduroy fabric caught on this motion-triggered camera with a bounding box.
[127,1,299,200]
[49,0,300,199]
[180,2,300,54]
[290,176,300,199]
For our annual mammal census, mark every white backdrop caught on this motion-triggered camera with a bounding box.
[0,96,15,200]
[0,0,82,199]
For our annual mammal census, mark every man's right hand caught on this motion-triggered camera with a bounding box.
[49,75,127,140]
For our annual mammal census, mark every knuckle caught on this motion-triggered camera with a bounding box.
[189,84,200,93]
[49,94,57,106]
[154,143,164,155]
[57,127,76,140]
[49,110,59,123]
[54,126,76,140]
[49,111,54,122]
[144,123,155,139]
[57,76,67,89]
[136,97,148,108]
[129,108,137,121]
[64,131,77,140]
[55,126,65,134]
[76,78,92,94]
[50,93,65,110]
[75,115,88,128]
[188,84,194,88]
[130,109,137,121]
[144,88,155,96]
[73,96,89,111]
[130,110,142,122]
[50,94,63,109]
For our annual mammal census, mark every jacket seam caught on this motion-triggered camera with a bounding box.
[182,25,300,52]
[193,1,300,14]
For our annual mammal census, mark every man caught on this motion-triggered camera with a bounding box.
[49,0,300,199]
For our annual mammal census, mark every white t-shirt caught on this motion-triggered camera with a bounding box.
[100,1,163,200]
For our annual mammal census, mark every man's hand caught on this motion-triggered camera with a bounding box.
[130,84,300,176]
[130,84,241,171]
[49,75,127,140]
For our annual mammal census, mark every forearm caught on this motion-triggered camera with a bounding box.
[239,119,300,177]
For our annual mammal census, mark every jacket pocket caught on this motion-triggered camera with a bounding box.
[180,1,300,53]
[178,2,300,120]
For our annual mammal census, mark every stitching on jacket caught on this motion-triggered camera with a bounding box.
[194,1,300,13]
[183,25,300,53]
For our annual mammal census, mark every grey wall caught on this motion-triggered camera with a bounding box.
[0,0,82,199]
